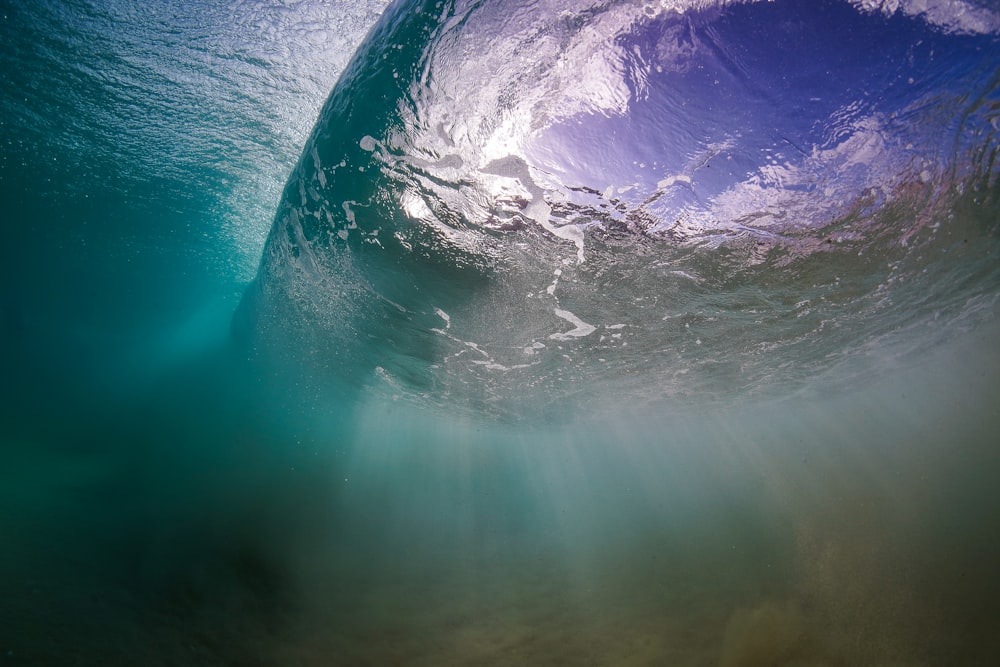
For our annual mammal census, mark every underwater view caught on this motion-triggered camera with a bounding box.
[2,0,999,664]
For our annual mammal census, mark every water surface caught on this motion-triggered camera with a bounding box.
[1,1,999,665]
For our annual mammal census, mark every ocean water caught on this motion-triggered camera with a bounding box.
[1,0,999,665]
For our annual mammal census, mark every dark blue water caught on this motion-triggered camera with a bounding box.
[2,0,999,665]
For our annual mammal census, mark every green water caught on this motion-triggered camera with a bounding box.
[2,0,1000,665]
[1,323,998,665]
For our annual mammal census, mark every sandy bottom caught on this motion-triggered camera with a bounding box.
[2,424,998,667]
[2,328,999,666]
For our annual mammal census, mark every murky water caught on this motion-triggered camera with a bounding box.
[2,1,999,665]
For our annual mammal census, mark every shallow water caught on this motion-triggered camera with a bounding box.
[2,321,999,665]
[2,1,1000,665]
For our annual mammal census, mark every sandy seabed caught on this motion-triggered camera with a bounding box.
[2,324,999,666]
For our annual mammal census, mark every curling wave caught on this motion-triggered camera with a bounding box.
[237,0,1000,417]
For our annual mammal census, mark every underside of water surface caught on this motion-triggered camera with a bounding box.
[1,0,999,665]
[238,0,1000,418]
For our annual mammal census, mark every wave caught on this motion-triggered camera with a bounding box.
[237,0,1000,417]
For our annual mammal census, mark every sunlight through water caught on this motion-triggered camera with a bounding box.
[1,1,999,665]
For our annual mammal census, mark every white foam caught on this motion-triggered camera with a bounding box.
[550,308,597,340]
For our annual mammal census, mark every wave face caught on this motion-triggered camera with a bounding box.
[240,0,1000,416]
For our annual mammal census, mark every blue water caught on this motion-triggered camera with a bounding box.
[2,0,999,665]
[241,0,1000,417]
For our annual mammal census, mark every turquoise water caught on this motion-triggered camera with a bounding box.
[2,0,1000,665]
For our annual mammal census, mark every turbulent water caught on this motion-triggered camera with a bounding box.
[2,0,1000,665]
[238,0,1000,417]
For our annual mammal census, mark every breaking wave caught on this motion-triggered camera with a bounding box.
[238,0,1000,417]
